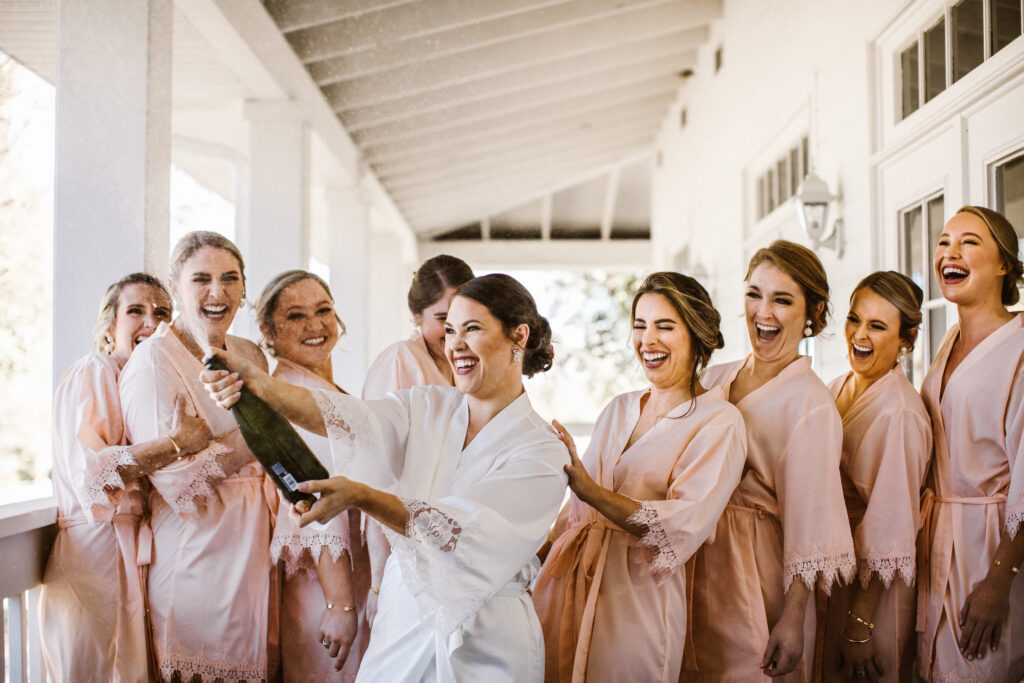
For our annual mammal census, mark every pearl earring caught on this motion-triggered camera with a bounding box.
[803,319,813,337]
[897,346,909,364]
[511,347,521,365]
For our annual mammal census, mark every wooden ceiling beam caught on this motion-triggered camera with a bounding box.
[263,0,420,33]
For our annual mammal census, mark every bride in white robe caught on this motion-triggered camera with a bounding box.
[202,274,568,683]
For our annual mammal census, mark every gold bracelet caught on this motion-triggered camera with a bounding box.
[369,586,381,595]
[842,631,872,644]
[325,603,355,612]
[994,559,1021,575]
[847,610,874,630]
[165,434,182,455]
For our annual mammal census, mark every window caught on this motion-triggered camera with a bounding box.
[924,17,947,103]
[754,136,808,221]
[952,0,985,82]
[900,40,920,118]
[900,193,947,385]
[994,151,1024,307]
[992,0,1023,53]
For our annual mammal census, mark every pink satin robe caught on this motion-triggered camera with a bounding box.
[271,358,371,682]
[532,387,746,683]
[686,356,856,682]
[820,367,931,682]
[39,352,150,682]
[917,314,1024,682]
[119,323,276,683]
[362,334,451,401]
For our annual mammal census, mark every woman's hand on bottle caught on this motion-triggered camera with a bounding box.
[319,605,358,670]
[552,419,598,502]
[295,477,363,527]
[169,394,213,455]
[199,349,259,409]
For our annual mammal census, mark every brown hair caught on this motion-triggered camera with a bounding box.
[955,206,1024,305]
[92,273,171,353]
[745,240,831,335]
[632,272,724,412]
[169,231,247,297]
[254,270,345,354]
[851,271,924,350]
[453,274,554,377]
[408,255,474,315]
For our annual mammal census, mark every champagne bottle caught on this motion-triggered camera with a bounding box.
[205,356,329,505]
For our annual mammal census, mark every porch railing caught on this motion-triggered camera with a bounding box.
[1,497,56,683]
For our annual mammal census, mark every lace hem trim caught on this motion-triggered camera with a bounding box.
[386,497,475,635]
[856,551,915,588]
[1005,496,1024,539]
[158,648,265,683]
[270,534,349,577]
[626,501,682,582]
[81,445,136,511]
[783,549,856,595]
[167,443,230,518]
[932,664,983,683]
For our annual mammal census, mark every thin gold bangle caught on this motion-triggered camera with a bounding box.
[325,603,355,612]
[847,610,874,630]
[165,434,181,455]
[369,586,381,595]
[843,632,872,644]
[994,559,1021,575]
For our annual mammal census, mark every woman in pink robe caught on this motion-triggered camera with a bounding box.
[40,273,213,682]
[532,272,747,683]
[119,232,276,682]
[686,240,856,682]
[256,270,370,681]
[361,254,474,621]
[917,206,1024,682]
[821,272,931,682]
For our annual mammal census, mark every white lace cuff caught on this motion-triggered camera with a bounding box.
[164,443,230,518]
[627,501,682,582]
[313,389,357,466]
[1006,496,1024,539]
[82,445,136,511]
[784,549,856,595]
[270,531,350,577]
[404,498,463,552]
[856,551,915,588]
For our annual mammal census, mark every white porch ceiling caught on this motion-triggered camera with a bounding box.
[263,0,719,237]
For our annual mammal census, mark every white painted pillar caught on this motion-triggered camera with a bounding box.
[235,101,308,339]
[325,183,371,395]
[53,0,172,381]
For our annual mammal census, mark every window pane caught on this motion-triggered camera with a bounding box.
[995,153,1024,236]
[929,307,948,361]
[767,169,777,212]
[790,147,800,195]
[777,158,789,202]
[952,0,984,82]
[801,137,809,179]
[902,206,924,289]
[925,17,947,102]
[901,41,920,118]
[927,196,946,298]
[991,0,1023,54]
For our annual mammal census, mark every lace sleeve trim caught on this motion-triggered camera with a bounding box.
[1006,496,1024,539]
[403,497,463,552]
[856,551,915,588]
[165,443,230,518]
[314,390,356,445]
[82,445,136,510]
[626,501,682,582]
[270,533,350,577]
[784,549,856,595]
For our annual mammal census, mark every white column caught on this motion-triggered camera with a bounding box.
[235,101,308,339]
[52,0,172,381]
[325,183,371,395]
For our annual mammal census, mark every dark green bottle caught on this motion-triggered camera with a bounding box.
[205,356,329,505]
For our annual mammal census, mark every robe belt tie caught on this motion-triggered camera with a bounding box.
[726,502,778,521]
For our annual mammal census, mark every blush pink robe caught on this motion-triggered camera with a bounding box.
[686,356,856,682]
[532,386,746,683]
[362,334,450,401]
[820,367,931,682]
[271,358,371,682]
[119,323,276,683]
[917,314,1024,682]
[39,352,150,683]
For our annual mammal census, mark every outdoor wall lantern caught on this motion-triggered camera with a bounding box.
[796,171,843,258]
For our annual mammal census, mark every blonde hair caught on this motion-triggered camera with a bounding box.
[169,231,246,297]
[92,273,171,353]
[254,270,345,354]
[955,206,1023,306]
[746,240,831,335]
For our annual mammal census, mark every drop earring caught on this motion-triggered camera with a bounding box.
[511,346,521,365]
[896,346,909,364]
[803,319,813,337]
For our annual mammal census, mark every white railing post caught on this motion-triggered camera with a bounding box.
[26,586,44,683]
[8,593,25,683]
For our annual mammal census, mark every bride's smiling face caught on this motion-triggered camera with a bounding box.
[744,262,808,362]
[444,296,526,400]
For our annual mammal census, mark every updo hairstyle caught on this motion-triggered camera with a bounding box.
[453,273,554,378]
[254,270,345,354]
[745,239,831,336]
[955,206,1023,306]
[92,272,171,353]
[851,271,924,351]
[169,231,247,298]
[408,254,474,315]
